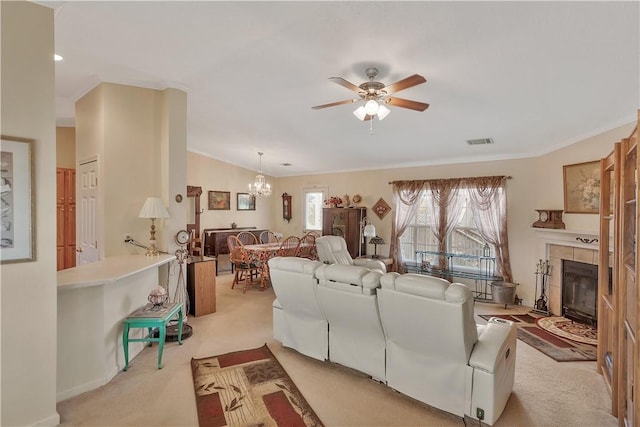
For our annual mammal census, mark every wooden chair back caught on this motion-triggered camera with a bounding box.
[298,232,318,260]
[236,231,258,246]
[227,235,245,264]
[277,235,301,257]
[190,230,202,256]
[259,230,279,244]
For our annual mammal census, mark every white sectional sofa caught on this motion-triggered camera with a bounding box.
[268,256,517,425]
[315,263,386,381]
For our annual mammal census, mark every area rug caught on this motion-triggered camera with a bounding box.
[479,314,597,362]
[536,316,597,346]
[191,344,324,427]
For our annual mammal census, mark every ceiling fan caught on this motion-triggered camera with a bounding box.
[312,67,429,121]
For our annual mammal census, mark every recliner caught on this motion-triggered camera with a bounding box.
[377,272,516,425]
[316,235,386,272]
[268,257,327,361]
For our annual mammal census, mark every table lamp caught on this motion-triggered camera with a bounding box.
[369,236,386,258]
[139,197,170,256]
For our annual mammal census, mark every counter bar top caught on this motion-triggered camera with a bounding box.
[57,254,176,291]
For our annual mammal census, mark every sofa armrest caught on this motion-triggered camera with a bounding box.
[468,318,516,373]
[353,258,387,272]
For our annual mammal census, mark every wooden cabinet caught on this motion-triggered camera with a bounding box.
[56,168,76,270]
[599,110,639,425]
[322,207,366,259]
[187,256,216,316]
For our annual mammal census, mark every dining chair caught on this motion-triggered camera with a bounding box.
[298,232,318,260]
[277,235,301,257]
[227,235,260,293]
[236,231,258,245]
[190,230,202,256]
[259,230,279,244]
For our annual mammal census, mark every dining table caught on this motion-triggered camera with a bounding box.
[243,241,314,289]
[243,242,282,289]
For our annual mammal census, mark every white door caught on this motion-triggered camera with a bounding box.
[77,159,99,265]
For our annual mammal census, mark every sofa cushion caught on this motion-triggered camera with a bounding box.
[268,256,323,274]
[316,264,382,295]
[381,272,451,300]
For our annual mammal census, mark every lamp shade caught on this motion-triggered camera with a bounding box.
[353,106,367,121]
[369,236,386,245]
[363,223,376,238]
[377,104,391,120]
[138,197,169,219]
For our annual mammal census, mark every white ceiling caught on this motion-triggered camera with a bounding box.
[44,1,639,176]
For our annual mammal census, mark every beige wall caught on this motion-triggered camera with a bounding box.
[535,122,636,232]
[56,126,76,168]
[187,152,276,232]
[188,120,635,306]
[1,2,59,426]
[75,83,187,259]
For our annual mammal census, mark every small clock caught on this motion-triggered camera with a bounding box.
[175,229,191,246]
[533,210,565,229]
[282,192,292,222]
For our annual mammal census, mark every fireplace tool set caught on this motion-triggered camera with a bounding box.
[533,259,550,315]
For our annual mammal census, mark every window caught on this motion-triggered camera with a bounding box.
[303,187,327,232]
[399,189,493,271]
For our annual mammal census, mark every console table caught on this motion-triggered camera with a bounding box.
[405,250,503,302]
[202,227,267,272]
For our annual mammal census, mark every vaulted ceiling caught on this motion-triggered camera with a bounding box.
[44,1,639,176]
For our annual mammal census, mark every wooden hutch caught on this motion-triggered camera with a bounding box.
[598,110,639,426]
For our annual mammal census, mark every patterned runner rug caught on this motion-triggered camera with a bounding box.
[479,313,597,362]
[191,344,324,427]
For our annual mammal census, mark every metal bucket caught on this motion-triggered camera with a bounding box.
[490,281,517,307]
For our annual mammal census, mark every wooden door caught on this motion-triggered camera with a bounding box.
[56,168,77,270]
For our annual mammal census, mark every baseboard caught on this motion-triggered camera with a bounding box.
[56,377,104,402]
[30,412,61,427]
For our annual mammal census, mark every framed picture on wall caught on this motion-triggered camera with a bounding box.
[563,160,601,214]
[1,135,35,264]
[208,190,230,210]
[237,193,256,211]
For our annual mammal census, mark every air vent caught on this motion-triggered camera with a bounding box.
[466,137,494,146]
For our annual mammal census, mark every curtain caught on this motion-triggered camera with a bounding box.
[389,180,425,272]
[389,175,512,281]
[424,179,464,270]
[465,176,513,282]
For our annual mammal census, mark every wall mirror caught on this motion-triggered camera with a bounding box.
[186,185,203,238]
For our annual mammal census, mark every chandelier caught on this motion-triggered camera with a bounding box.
[248,152,272,197]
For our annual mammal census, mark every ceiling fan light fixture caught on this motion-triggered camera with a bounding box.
[364,99,379,115]
[353,106,367,121]
[377,104,391,120]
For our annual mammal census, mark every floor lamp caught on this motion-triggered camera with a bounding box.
[359,217,376,257]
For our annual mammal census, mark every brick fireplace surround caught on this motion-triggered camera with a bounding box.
[534,228,610,316]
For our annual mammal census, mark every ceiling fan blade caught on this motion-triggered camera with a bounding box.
[386,97,430,111]
[383,74,426,94]
[312,99,359,109]
[329,77,363,93]
[364,114,374,121]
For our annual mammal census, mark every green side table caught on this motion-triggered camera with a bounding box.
[123,302,183,370]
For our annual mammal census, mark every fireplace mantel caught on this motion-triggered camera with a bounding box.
[532,228,609,251]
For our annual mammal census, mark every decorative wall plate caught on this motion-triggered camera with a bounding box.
[372,197,391,219]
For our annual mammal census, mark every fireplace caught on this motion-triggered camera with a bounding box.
[562,260,603,326]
